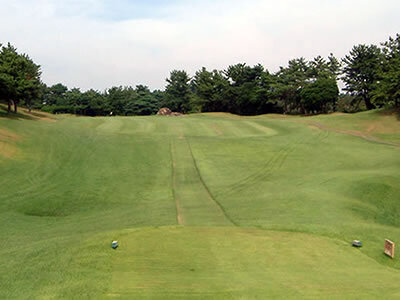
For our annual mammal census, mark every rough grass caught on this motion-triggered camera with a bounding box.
[0,108,399,298]
[307,109,400,144]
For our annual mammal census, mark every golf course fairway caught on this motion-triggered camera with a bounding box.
[1,107,400,298]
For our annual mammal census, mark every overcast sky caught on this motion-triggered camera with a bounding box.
[0,0,399,91]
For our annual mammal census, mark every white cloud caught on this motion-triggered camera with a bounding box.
[0,0,399,90]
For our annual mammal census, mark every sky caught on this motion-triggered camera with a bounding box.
[0,0,399,91]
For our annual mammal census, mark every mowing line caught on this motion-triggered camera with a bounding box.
[170,140,184,225]
[185,138,237,226]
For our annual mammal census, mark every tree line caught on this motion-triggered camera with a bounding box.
[1,34,399,116]
[39,84,164,116]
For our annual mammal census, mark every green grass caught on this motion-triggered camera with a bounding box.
[0,107,400,298]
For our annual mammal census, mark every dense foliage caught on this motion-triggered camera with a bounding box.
[39,84,163,116]
[0,43,41,113]
[372,34,400,108]
[1,34,399,116]
[342,44,382,110]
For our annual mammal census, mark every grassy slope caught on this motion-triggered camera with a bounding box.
[0,107,399,298]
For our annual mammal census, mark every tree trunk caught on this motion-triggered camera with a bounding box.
[300,103,306,115]
[283,99,288,114]
[7,100,11,113]
[14,101,17,113]
[364,97,375,110]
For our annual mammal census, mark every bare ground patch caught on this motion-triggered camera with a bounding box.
[364,118,400,135]
[0,141,19,158]
[20,108,57,122]
[0,105,57,122]
[305,121,399,147]
[0,129,20,141]
[0,128,21,158]
[211,124,223,135]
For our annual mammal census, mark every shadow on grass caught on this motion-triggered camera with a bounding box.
[0,104,54,121]
[396,108,400,120]
[0,107,36,120]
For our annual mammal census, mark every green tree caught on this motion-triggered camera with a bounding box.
[327,53,341,78]
[191,67,229,112]
[309,54,340,80]
[372,34,400,108]
[0,43,41,113]
[300,77,339,114]
[82,89,105,116]
[274,58,309,114]
[123,85,159,116]
[133,85,160,115]
[253,69,277,114]
[152,89,165,111]
[65,88,82,107]
[342,44,382,110]
[163,70,192,113]
[105,86,131,115]
[223,63,268,115]
[43,83,68,106]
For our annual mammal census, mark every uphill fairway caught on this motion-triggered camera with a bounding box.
[1,108,400,298]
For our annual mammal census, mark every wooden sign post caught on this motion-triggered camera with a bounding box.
[384,239,395,259]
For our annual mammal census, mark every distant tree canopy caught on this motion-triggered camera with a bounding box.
[38,85,164,116]
[1,34,399,116]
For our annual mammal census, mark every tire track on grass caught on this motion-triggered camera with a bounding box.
[215,141,297,198]
[214,127,329,198]
[185,139,237,226]
[169,140,184,225]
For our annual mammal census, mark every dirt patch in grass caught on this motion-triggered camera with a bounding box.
[0,105,57,122]
[306,121,399,147]
[0,129,20,141]
[21,109,57,122]
[0,141,19,158]
[308,125,320,130]
[364,118,400,135]
[252,113,294,119]
[203,112,243,119]
[367,123,376,133]
[330,112,348,116]
[34,116,57,122]
[211,124,223,135]
[0,129,21,158]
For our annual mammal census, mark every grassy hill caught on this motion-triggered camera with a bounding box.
[0,107,399,299]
